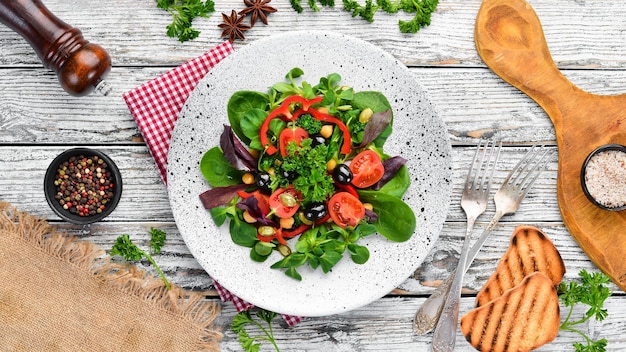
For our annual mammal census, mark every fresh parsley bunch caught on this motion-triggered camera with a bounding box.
[156,0,215,42]
[290,0,438,33]
[559,269,611,352]
[280,138,335,204]
[110,228,171,290]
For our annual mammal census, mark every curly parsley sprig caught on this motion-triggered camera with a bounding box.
[110,228,171,290]
[279,138,335,204]
[156,0,215,42]
[231,309,281,352]
[558,269,611,352]
[290,0,438,33]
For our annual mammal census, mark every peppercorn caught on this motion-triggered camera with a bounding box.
[53,154,115,217]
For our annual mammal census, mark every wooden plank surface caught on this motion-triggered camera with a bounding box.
[1,0,626,350]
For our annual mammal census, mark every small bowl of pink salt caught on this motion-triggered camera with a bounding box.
[581,144,626,211]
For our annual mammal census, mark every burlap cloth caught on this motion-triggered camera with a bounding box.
[0,202,222,351]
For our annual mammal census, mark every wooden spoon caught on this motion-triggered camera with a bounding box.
[475,0,626,291]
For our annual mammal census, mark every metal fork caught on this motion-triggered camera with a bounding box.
[430,140,500,351]
[414,144,554,338]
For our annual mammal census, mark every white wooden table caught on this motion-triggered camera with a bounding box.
[1,0,625,350]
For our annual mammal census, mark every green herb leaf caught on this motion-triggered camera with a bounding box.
[231,309,281,352]
[227,91,270,144]
[318,249,343,273]
[290,0,437,33]
[209,205,231,226]
[559,269,611,352]
[356,190,416,242]
[398,0,438,34]
[296,114,323,135]
[230,216,259,248]
[342,0,377,22]
[241,109,269,150]
[110,230,171,290]
[289,0,304,13]
[156,0,215,42]
[347,243,370,264]
[149,227,167,255]
[110,234,144,261]
[376,163,410,198]
[200,147,244,187]
[280,139,335,203]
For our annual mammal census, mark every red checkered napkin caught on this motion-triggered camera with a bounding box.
[122,41,302,327]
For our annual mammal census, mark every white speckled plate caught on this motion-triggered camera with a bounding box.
[168,31,451,317]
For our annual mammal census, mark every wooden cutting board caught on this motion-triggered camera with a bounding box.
[474,0,626,291]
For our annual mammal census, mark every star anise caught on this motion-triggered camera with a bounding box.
[239,0,277,26]
[218,10,251,43]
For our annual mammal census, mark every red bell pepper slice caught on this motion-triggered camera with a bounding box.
[282,224,310,239]
[314,213,331,226]
[256,224,310,245]
[259,96,323,155]
[335,182,359,199]
[308,108,352,155]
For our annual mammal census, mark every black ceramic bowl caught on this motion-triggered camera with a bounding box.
[44,148,123,224]
[581,144,626,212]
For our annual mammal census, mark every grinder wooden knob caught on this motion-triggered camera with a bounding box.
[0,0,111,96]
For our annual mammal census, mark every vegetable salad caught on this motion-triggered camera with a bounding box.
[199,68,416,280]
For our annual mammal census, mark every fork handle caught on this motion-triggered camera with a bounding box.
[431,218,475,352]
[431,215,481,350]
[413,274,453,334]
[465,210,504,266]
[414,211,505,335]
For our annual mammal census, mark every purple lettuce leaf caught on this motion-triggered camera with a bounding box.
[365,208,379,223]
[220,125,258,171]
[356,110,393,148]
[372,156,407,190]
[199,183,249,209]
[236,196,277,227]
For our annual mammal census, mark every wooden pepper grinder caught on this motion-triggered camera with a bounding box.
[0,0,112,96]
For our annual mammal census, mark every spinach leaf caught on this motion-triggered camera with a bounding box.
[377,165,410,198]
[353,91,392,113]
[200,146,244,187]
[227,91,269,144]
[240,108,268,150]
[240,109,285,151]
[357,190,416,242]
[230,215,258,248]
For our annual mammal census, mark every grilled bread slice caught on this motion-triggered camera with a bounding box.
[475,225,565,307]
[460,271,560,352]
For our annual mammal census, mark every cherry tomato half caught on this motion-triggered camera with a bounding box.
[279,126,309,157]
[328,192,365,228]
[269,187,301,218]
[349,150,384,188]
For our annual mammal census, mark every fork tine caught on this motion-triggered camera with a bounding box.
[517,147,554,199]
[475,141,490,190]
[466,139,485,191]
[469,140,501,192]
[481,141,501,191]
[503,144,542,185]
[515,146,550,186]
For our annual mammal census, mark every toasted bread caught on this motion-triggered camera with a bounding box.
[460,272,560,352]
[475,225,565,307]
